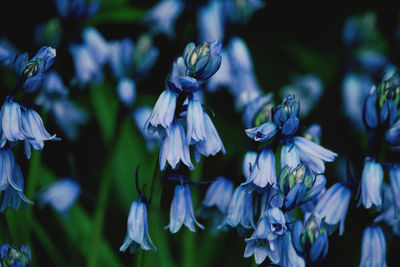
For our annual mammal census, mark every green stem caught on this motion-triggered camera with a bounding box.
[142,158,174,267]
[5,211,20,244]
[87,158,114,267]
[87,106,125,267]
[30,218,69,267]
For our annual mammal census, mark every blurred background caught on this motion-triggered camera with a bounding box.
[1,0,400,266]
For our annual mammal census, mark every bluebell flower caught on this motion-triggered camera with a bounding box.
[314,183,351,235]
[200,177,234,215]
[242,151,257,180]
[280,232,305,267]
[0,38,18,68]
[165,184,204,233]
[265,208,287,241]
[242,147,277,191]
[82,27,109,66]
[1,98,28,145]
[159,123,193,171]
[342,73,373,131]
[213,38,261,107]
[193,113,225,162]
[0,148,15,191]
[363,93,379,130]
[144,0,184,38]
[280,144,300,170]
[220,185,255,229]
[303,124,322,144]
[120,199,157,253]
[14,46,56,93]
[22,108,59,159]
[279,165,326,210]
[356,49,389,74]
[133,106,160,151]
[108,38,134,79]
[186,98,206,144]
[36,72,88,140]
[37,178,81,215]
[168,57,188,92]
[223,0,265,24]
[292,213,329,263]
[242,93,274,128]
[359,225,387,267]
[145,89,178,136]
[133,34,159,80]
[183,41,222,82]
[41,71,68,99]
[0,45,10,64]
[273,95,300,125]
[54,0,100,20]
[280,75,324,117]
[272,95,300,138]
[245,122,277,142]
[375,186,400,235]
[342,12,375,47]
[69,44,100,87]
[358,157,383,210]
[385,118,400,146]
[279,165,307,210]
[51,100,89,141]
[244,216,280,265]
[292,136,337,174]
[389,167,400,215]
[0,165,33,212]
[117,78,136,107]
[198,0,224,43]
[0,243,32,266]
[198,177,234,229]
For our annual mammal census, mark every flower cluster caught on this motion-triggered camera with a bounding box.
[0,46,59,212]
[348,71,400,266]
[199,94,344,265]
[145,41,225,171]
[0,243,31,267]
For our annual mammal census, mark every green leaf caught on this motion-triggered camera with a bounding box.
[87,6,145,25]
[90,81,119,144]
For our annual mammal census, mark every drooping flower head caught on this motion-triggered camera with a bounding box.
[159,122,194,171]
[37,178,81,215]
[22,108,60,159]
[219,185,255,229]
[359,225,387,267]
[120,199,157,253]
[358,157,383,210]
[314,183,351,235]
[144,0,184,38]
[242,147,277,191]
[243,212,282,265]
[198,177,234,230]
[0,164,33,212]
[165,183,204,234]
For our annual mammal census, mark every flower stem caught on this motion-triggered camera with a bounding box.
[142,157,174,267]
